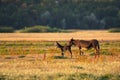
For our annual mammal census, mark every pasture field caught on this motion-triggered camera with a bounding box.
[0,30,120,41]
[0,30,120,80]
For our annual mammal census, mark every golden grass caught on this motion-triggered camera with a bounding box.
[0,54,120,78]
[0,30,119,79]
[0,30,120,41]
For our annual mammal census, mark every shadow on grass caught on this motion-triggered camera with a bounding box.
[71,66,84,69]
[18,55,26,58]
[53,56,68,59]
[0,75,6,80]
[90,51,112,56]
[0,74,119,80]
[4,56,14,59]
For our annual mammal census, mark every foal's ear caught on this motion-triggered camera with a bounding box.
[71,37,74,40]
[56,41,60,45]
[56,41,59,45]
[56,41,59,47]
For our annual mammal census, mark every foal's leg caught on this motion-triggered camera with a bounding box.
[61,49,64,57]
[62,52,64,57]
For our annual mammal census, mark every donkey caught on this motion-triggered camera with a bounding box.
[56,41,72,58]
[69,38,100,58]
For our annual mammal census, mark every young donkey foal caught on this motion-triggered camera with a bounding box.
[69,38,100,58]
[56,41,72,58]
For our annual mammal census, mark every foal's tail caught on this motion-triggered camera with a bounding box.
[96,41,100,56]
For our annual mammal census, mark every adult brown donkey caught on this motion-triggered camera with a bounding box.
[69,38,100,58]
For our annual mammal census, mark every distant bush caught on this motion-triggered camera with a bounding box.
[108,28,120,33]
[0,27,14,33]
[18,26,63,33]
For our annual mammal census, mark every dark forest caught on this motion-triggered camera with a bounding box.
[0,0,120,29]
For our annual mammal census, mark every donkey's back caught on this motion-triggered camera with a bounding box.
[79,39,99,49]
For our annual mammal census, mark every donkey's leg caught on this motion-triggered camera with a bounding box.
[81,50,84,55]
[79,47,82,55]
[68,47,72,58]
[94,51,97,58]
[94,44,100,58]
[94,48,99,58]
[96,49,100,58]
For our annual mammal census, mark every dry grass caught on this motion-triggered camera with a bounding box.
[0,54,120,79]
[0,30,120,41]
[0,30,120,79]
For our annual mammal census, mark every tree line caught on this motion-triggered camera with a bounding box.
[0,0,120,30]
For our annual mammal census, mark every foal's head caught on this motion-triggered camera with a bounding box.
[69,38,75,45]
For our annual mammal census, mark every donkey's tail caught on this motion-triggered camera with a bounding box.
[96,40,100,50]
[98,42,100,50]
[98,44,100,50]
